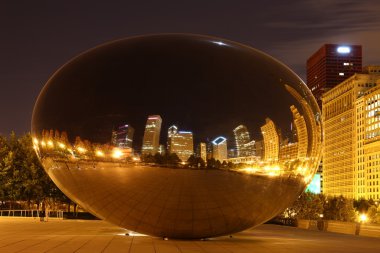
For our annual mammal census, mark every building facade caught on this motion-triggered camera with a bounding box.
[261,118,279,162]
[168,131,194,162]
[322,71,380,199]
[233,125,253,157]
[141,115,162,155]
[112,124,135,149]
[212,136,227,162]
[307,44,362,106]
[290,105,308,159]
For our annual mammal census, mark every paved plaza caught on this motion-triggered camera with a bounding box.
[1,218,380,253]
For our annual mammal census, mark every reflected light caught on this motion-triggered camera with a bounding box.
[359,213,368,223]
[112,148,123,159]
[95,150,105,157]
[212,41,227,46]
[77,147,87,154]
[47,140,54,147]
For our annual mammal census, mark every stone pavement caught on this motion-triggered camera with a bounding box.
[1,217,380,253]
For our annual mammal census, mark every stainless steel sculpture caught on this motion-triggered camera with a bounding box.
[31,34,322,239]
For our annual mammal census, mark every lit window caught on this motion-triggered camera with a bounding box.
[339,73,345,76]
[343,62,350,66]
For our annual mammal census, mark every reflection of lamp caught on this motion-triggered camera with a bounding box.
[112,148,123,159]
[47,140,54,147]
[359,214,367,223]
[77,147,87,154]
[95,150,105,157]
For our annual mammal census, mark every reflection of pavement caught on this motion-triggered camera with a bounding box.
[1,218,380,253]
[45,159,306,238]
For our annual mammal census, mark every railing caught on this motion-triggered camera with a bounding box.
[0,210,64,219]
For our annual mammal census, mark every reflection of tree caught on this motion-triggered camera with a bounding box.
[187,155,205,168]
[140,153,180,166]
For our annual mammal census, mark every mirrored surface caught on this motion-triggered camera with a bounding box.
[32,34,322,239]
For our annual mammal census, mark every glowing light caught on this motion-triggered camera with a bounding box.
[212,41,227,46]
[33,138,39,145]
[58,142,66,149]
[212,136,227,145]
[47,141,54,147]
[178,131,192,134]
[359,213,368,222]
[41,141,46,147]
[112,148,123,159]
[132,157,140,161]
[95,150,105,157]
[77,147,87,154]
[337,46,351,53]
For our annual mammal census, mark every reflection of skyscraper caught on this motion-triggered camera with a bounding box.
[290,105,308,159]
[169,131,194,162]
[233,125,252,157]
[167,125,178,152]
[285,84,321,159]
[112,124,135,149]
[261,118,279,161]
[142,115,162,155]
[198,142,207,162]
[254,140,264,158]
[212,136,227,162]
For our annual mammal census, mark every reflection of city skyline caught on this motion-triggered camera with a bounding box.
[34,100,313,166]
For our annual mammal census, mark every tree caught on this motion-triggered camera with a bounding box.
[287,191,324,220]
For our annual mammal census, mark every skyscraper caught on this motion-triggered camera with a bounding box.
[307,44,362,106]
[167,125,178,152]
[141,115,162,155]
[322,69,380,199]
[112,124,135,149]
[198,142,207,162]
[212,136,227,162]
[290,105,308,159]
[261,118,279,161]
[168,131,194,162]
[233,125,253,157]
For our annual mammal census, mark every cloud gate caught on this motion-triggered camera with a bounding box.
[31,34,322,239]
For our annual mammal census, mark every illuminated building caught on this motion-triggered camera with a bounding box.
[228,148,236,158]
[285,85,321,160]
[322,71,380,199]
[233,125,252,157]
[212,136,227,162]
[198,142,207,162]
[243,140,255,156]
[111,124,135,149]
[141,115,162,155]
[261,118,279,161]
[167,125,178,152]
[290,105,308,159]
[307,44,362,106]
[168,131,194,162]
[254,140,264,158]
[279,142,298,162]
[158,144,166,155]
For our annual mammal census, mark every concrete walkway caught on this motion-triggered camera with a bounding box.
[0,217,379,253]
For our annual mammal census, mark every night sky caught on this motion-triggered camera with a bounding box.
[1,1,380,135]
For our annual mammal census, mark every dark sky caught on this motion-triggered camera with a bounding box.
[1,0,380,135]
